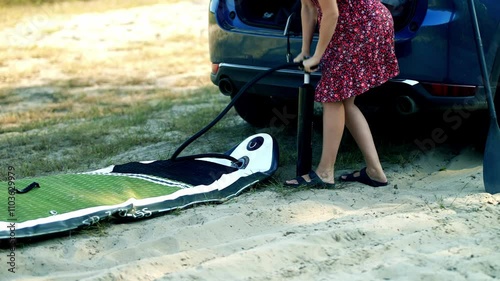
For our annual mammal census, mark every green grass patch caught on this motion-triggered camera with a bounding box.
[0,85,259,180]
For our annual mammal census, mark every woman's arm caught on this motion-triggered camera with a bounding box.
[302,0,339,72]
[296,0,318,60]
[313,0,339,59]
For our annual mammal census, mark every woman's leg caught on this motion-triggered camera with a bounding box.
[343,96,387,183]
[286,101,344,184]
[315,101,345,183]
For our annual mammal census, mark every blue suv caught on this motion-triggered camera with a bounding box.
[209,0,500,127]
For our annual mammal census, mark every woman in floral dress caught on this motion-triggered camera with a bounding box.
[285,0,399,187]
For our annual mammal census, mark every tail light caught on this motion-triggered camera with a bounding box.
[211,63,220,75]
[421,83,478,97]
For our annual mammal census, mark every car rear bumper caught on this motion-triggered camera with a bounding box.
[211,63,488,114]
[211,63,321,97]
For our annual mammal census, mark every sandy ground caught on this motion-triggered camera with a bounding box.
[1,1,500,281]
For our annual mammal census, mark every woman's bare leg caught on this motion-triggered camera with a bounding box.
[342,96,387,183]
[314,101,345,183]
[286,101,344,184]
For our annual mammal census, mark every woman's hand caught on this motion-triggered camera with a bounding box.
[302,55,321,72]
[293,52,309,63]
[293,52,320,72]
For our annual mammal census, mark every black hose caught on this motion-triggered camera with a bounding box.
[170,62,302,161]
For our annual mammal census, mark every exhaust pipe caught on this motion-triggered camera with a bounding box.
[395,95,419,115]
[218,78,235,96]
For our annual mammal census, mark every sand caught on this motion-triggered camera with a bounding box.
[1,1,499,281]
[6,148,500,281]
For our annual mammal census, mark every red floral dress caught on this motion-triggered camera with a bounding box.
[311,0,400,102]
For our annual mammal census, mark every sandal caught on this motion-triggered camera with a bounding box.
[285,170,336,189]
[339,167,388,187]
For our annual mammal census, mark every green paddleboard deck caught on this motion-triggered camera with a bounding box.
[1,174,181,223]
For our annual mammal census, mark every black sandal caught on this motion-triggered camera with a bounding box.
[285,170,336,189]
[339,167,388,187]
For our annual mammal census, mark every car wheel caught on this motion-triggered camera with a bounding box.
[232,93,298,128]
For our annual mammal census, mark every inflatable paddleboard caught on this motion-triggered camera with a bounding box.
[0,133,278,239]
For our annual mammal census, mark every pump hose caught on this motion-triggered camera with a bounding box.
[170,62,302,161]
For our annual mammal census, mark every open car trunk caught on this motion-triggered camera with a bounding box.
[234,0,419,33]
[235,0,301,32]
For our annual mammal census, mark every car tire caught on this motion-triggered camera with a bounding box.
[232,93,298,128]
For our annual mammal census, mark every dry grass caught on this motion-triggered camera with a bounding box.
[1,48,208,88]
[0,0,208,86]
[0,0,182,28]
[0,0,210,132]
